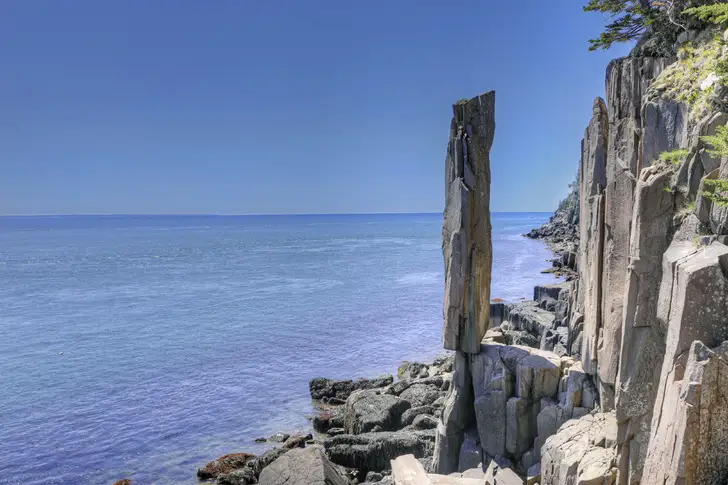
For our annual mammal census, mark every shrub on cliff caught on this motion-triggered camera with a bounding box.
[700,125,728,206]
[659,148,690,165]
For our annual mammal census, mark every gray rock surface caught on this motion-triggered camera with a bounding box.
[344,389,411,434]
[614,163,676,483]
[399,384,441,408]
[643,340,728,485]
[257,446,350,485]
[324,431,435,473]
[540,413,617,485]
[640,242,728,485]
[442,92,494,353]
[579,97,608,381]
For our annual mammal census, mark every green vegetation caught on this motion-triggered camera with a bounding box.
[700,125,728,206]
[583,1,728,55]
[703,179,728,205]
[659,148,690,164]
[683,3,728,24]
[650,36,723,116]
[701,125,728,156]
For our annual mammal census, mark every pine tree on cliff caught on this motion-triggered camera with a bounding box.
[583,0,718,55]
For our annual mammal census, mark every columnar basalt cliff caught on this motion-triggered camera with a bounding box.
[433,28,728,485]
[541,29,728,485]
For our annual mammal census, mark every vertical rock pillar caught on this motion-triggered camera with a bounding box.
[442,92,494,354]
[435,91,495,474]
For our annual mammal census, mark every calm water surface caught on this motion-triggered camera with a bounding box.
[0,213,557,485]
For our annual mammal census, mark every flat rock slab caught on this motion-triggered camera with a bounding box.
[257,447,350,485]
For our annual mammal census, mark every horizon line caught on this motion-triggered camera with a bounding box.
[0,210,554,218]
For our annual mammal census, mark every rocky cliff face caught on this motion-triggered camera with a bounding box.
[434,29,728,485]
[543,30,728,485]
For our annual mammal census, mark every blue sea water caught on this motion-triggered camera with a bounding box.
[0,212,558,485]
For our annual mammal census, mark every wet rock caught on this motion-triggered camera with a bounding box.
[269,432,290,443]
[112,480,133,485]
[313,406,345,433]
[324,430,435,473]
[218,466,257,485]
[249,448,289,477]
[197,453,256,480]
[400,405,436,427]
[283,433,312,449]
[309,376,393,401]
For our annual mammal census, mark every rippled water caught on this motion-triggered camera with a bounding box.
[0,213,557,485]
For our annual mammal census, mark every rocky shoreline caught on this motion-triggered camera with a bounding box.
[122,279,567,485]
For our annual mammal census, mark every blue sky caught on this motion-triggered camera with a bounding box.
[1,1,630,215]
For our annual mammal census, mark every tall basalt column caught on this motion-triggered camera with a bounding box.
[579,98,608,381]
[598,58,673,409]
[435,91,494,474]
[442,92,494,354]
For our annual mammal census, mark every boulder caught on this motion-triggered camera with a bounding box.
[197,452,256,480]
[310,376,394,401]
[248,448,290,476]
[269,432,290,443]
[398,362,429,380]
[313,406,345,433]
[442,92,494,353]
[283,434,312,449]
[257,446,350,485]
[344,389,411,434]
[324,430,435,473]
[400,406,436,427]
[399,384,441,407]
[483,459,524,485]
[411,414,438,430]
[218,467,257,485]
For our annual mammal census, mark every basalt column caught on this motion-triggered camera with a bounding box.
[435,92,495,474]
[442,92,494,354]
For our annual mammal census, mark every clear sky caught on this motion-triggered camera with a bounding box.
[1,1,631,215]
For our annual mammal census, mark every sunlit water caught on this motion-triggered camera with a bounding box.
[0,213,558,485]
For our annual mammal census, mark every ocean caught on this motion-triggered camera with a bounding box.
[0,212,558,485]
